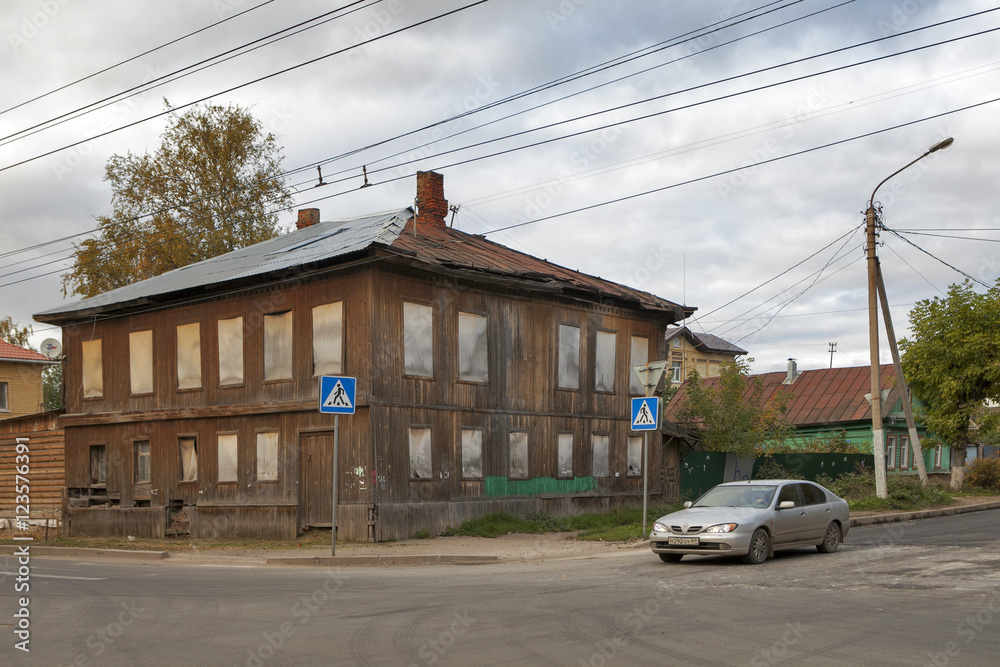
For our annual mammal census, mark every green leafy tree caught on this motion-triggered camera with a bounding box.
[674,358,792,458]
[62,101,293,298]
[0,316,32,347]
[900,279,1000,455]
[42,363,63,411]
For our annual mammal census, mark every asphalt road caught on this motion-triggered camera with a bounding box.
[3,509,999,667]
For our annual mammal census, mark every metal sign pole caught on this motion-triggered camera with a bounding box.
[332,414,339,557]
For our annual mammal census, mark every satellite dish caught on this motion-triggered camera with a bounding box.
[40,338,62,359]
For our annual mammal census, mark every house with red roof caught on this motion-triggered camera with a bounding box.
[664,360,951,476]
[34,171,693,540]
[0,339,52,420]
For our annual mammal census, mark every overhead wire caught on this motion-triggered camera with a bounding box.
[882,228,993,288]
[0,0,278,118]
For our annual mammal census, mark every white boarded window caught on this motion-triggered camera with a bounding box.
[458,312,489,383]
[558,433,574,478]
[595,330,616,392]
[264,311,293,381]
[218,434,238,482]
[256,432,279,481]
[176,323,202,390]
[218,317,244,386]
[901,435,910,469]
[627,436,642,476]
[558,324,581,390]
[82,339,104,398]
[179,437,198,482]
[403,302,434,377]
[129,330,153,395]
[409,427,432,480]
[312,302,343,376]
[509,431,528,479]
[592,433,610,478]
[461,428,483,479]
[629,336,648,394]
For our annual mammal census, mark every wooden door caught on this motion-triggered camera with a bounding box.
[300,432,335,528]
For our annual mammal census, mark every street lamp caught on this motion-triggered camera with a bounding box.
[865,137,953,498]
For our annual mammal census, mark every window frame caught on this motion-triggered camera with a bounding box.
[81,338,104,399]
[217,316,245,388]
[89,443,107,486]
[460,427,484,480]
[557,323,582,391]
[509,430,529,480]
[402,302,435,379]
[408,425,433,481]
[255,430,280,482]
[457,310,489,384]
[176,321,203,391]
[557,432,574,479]
[886,435,897,471]
[594,329,617,394]
[627,435,642,477]
[128,329,154,396]
[178,435,198,483]
[629,336,649,395]
[134,440,151,485]
[263,310,294,383]
[0,381,7,412]
[591,433,610,478]
[311,301,344,377]
[217,432,239,484]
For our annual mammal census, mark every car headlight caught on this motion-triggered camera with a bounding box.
[703,523,738,533]
[652,522,668,534]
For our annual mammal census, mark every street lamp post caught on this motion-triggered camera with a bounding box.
[865,136,953,499]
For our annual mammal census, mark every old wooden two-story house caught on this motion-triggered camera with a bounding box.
[35,172,692,540]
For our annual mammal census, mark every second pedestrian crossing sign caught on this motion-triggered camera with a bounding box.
[319,376,356,414]
[631,396,660,431]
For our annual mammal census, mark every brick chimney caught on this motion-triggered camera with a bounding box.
[297,208,320,230]
[415,171,448,228]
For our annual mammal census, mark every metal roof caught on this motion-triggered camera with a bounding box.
[665,364,900,427]
[34,209,410,323]
[35,206,691,324]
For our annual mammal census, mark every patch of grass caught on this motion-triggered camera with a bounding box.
[819,464,954,511]
[436,504,684,541]
[414,529,432,539]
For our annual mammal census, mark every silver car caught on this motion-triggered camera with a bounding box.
[649,479,850,564]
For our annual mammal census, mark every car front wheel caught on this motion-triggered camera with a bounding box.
[658,553,683,563]
[744,528,770,564]
[817,522,841,553]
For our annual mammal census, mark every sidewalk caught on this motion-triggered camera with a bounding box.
[3,498,999,567]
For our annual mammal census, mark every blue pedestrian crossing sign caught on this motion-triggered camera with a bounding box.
[319,376,356,414]
[631,396,660,431]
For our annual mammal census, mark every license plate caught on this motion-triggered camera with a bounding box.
[668,537,699,546]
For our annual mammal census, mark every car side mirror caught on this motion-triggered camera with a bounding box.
[683,501,692,509]
[778,501,795,510]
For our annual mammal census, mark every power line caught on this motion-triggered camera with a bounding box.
[0,0,380,147]
[882,228,993,288]
[0,0,278,118]
[0,0,495,174]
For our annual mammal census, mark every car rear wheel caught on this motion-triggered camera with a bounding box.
[658,553,683,563]
[817,522,841,553]
[743,528,770,564]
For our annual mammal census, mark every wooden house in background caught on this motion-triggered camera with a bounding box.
[34,172,692,540]
[664,361,951,477]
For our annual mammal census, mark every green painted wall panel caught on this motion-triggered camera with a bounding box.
[484,476,597,497]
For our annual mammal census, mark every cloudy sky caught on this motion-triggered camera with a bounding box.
[1,0,998,374]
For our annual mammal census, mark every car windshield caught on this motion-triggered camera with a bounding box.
[692,484,777,509]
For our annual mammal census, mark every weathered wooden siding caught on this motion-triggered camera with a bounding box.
[57,257,672,540]
[0,411,64,521]
[68,506,166,537]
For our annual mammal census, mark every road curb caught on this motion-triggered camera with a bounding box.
[849,500,1000,527]
[0,545,169,560]
[265,554,500,567]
